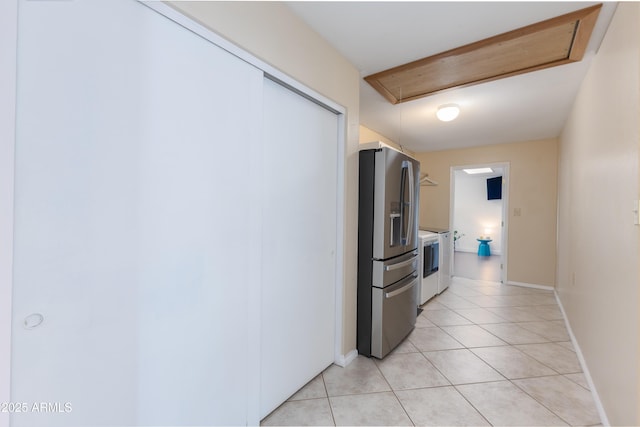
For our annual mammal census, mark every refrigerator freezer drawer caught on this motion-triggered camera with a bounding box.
[372,250,418,288]
[371,274,418,359]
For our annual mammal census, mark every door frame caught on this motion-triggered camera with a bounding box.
[0,2,17,427]
[449,162,510,283]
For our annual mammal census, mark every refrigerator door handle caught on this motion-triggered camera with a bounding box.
[400,160,414,246]
[385,275,418,299]
[383,252,418,271]
[406,161,414,247]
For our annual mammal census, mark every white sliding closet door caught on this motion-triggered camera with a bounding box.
[12,1,261,425]
[260,78,338,418]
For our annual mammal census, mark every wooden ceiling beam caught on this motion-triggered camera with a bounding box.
[364,4,602,104]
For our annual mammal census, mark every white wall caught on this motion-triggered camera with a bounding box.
[453,171,503,254]
[557,2,639,425]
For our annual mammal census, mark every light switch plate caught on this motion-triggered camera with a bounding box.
[634,200,639,225]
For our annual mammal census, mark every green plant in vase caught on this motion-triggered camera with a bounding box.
[453,230,465,250]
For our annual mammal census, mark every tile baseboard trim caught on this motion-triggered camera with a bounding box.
[554,291,610,426]
[334,349,358,368]
[505,280,554,291]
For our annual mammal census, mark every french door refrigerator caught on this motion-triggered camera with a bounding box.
[357,147,420,359]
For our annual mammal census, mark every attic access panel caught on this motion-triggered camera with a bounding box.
[364,4,602,104]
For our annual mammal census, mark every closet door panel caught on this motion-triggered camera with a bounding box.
[260,78,338,418]
[12,1,261,425]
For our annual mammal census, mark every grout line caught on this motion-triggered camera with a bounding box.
[450,382,497,426]
[320,372,337,426]
[416,350,454,387]
[325,389,412,398]
[508,376,575,426]
[390,391,416,427]
[371,358,416,426]
[561,372,591,392]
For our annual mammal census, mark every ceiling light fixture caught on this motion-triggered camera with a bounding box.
[464,167,494,174]
[436,104,460,122]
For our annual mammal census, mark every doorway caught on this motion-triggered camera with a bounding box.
[450,163,509,283]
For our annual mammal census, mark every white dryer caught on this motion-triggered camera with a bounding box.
[418,230,439,305]
[421,228,452,294]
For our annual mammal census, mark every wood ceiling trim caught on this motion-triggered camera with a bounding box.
[364,4,602,104]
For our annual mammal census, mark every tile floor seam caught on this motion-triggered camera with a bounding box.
[394,383,493,426]
[416,350,454,388]
[420,348,508,385]
[372,353,418,426]
[320,372,337,426]
[466,343,578,383]
[377,350,473,426]
[507,376,575,426]
[472,323,552,345]
[450,382,499,426]
[452,310,510,324]
[433,324,469,347]
[373,356,395,392]
[461,323,512,345]
[483,340,557,373]
[324,389,395,398]
[389,389,417,426]
[562,373,591,391]
[512,344,583,376]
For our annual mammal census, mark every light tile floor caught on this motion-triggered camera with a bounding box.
[454,252,501,282]
[261,276,601,426]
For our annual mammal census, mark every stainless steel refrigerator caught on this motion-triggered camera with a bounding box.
[357,147,420,359]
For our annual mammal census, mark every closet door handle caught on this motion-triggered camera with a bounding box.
[23,313,44,329]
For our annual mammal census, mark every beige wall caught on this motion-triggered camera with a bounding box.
[165,1,361,356]
[557,3,639,425]
[359,125,416,157]
[415,139,558,287]
[359,125,398,147]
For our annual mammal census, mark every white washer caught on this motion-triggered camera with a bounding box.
[422,228,452,294]
[418,231,439,305]
[436,231,451,293]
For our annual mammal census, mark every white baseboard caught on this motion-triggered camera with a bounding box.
[506,280,554,291]
[455,247,476,253]
[455,248,502,255]
[554,292,610,426]
[334,349,358,368]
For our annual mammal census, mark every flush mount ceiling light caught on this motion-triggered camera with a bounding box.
[364,4,601,104]
[436,104,460,122]
[464,167,493,174]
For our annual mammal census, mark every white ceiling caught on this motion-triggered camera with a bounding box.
[287,2,617,152]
